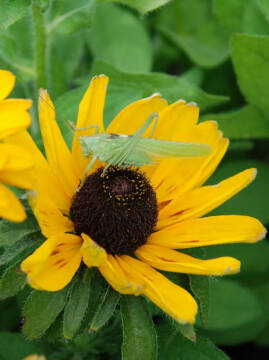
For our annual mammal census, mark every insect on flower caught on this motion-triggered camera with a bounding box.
[76,112,212,175]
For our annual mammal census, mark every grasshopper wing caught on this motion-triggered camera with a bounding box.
[136,138,211,158]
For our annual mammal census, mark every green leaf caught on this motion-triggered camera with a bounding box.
[173,322,196,342]
[23,287,68,339]
[0,261,26,300]
[158,322,229,360]
[189,275,210,326]
[88,4,152,73]
[121,295,157,360]
[0,0,30,30]
[231,33,269,116]
[159,20,229,68]
[89,285,120,332]
[101,0,172,15]
[208,159,269,224]
[63,269,92,339]
[215,0,269,35]
[201,105,269,139]
[47,0,94,34]
[200,279,265,345]
[0,232,43,266]
[0,332,41,360]
[0,213,39,247]
[258,0,269,21]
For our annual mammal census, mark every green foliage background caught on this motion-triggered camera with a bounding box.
[0,0,269,359]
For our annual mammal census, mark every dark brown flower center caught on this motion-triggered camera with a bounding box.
[70,166,158,255]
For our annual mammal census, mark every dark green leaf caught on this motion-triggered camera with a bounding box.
[0,232,43,266]
[0,0,30,30]
[88,4,152,73]
[208,159,269,224]
[189,275,210,326]
[173,322,196,342]
[159,21,229,68]
[101,0,172,15]
[23,287,68,339]
[63,268,92,339]
[200,279,264,345]
[201,105,269,139]
[0,213,39,247]
[231,33,269,116]
[0,332,41,360]
[121,295,157,360]
[0,261,26,300]
[158,322,229,360]
[90,285,120,332]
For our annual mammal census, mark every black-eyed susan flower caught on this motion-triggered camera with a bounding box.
[0,69,34,222]
[17,75,266,324]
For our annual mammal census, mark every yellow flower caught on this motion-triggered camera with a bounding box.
[0,69,34,222]
[17,75,266,324]
[22,355,46,360]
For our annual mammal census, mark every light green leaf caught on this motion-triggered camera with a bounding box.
[215,0,269,35]
[47,0,94,34]
[173,322,196,342]
[189,275,210,326]
[63,269,92,339]
[159,20,229,68]
[201,105,269,139]
[0,0,30,30]
[23,288,68,339]
[101,0,172,15]
[0,261,26,300]
[258,0,269,21]
[208,159,269,224]
[88,4,152,73]
[231,33,269,116]
[158,322,229,360]
[200,279,265,345]
[121,295,157,360]
[90,285,120,332]
[0,332,41,360]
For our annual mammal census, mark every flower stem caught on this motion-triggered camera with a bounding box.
[32,0,47,90]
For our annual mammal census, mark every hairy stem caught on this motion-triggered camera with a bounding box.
[32,0,47,90]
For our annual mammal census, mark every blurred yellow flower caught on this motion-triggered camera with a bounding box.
[23,355,46,360]
[0,69,34,222]
[17,75,266,324]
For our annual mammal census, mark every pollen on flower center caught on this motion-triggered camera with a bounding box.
[70,166,158,255]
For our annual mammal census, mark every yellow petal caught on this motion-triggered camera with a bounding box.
[149,215,266,249]
[6,130,71,214]
[98,255,144,295]
[152,101,199,141]
[117,255,197,324]
[72,75,109,177]
[80,233,107,266]
[151,122,226,202]
[0,184,26,222]
[29,192,74,237]
[136,245,241,275]
[39,89,80,197]
[0,99,32,139]
[0,143,35,189]
[21,233,82,291]
[158,168,257,228]
[106,93,168,135]
[0,69,15,100]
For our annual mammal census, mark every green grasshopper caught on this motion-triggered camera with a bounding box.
[75,112,211,175]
